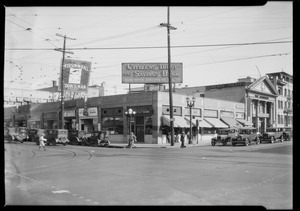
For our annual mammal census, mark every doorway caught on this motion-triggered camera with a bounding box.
[135,116,145,143]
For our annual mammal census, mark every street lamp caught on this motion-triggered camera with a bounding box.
[125,108,136,148]
[186,96,196,144]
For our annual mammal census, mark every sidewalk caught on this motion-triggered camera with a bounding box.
[109,140,211,149]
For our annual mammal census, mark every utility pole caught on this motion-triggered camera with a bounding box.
[159,7,177,146]
[54,33,76,129]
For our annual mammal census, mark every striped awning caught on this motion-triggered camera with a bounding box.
[236,119,253,127]
[162,115,190,128]
[221,117,243,128]
[185,117,212,128]
[204,118,228,128]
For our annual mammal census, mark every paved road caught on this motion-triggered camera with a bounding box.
[4,141,293,208]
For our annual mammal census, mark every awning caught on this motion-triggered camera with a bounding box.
[162,115,190,128]
[185,117,212,128]
[221,117,242,128]
[236,119,253,127]
[204,118,228,128]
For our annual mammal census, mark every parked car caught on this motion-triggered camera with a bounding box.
[211,127,239,146]
[82,131,101,146]
[4,127,28,143]
[4,127,15,142]
[260,127,285,143]
[44,129,69,146]
[232,127,260,146]
[282,126,293,141]
[28,129,45,144]
[68,130,87,145]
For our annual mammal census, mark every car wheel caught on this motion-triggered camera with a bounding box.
[211,141,215,146]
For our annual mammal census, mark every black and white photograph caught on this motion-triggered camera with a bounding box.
[4,2,293,208]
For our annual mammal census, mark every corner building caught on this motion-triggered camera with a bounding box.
[169,75,280,133]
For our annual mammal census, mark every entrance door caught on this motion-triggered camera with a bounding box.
[136,125,144,143]
[135,116,145,143]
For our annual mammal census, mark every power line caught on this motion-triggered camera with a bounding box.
[5,40,292,51]
[187,52,292,68]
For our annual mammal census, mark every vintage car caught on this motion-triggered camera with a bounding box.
[27,129,46,145]
[282,126,293,141]
[211,127,239,146]
[82,131,101,146]
[260,127,285,143]
[4,127,28,143]
[231,127,260,146]
[44,129,69,146]
[68,130,86,145]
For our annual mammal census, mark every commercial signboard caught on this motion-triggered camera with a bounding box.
[59,59,91,92]
[121,63,183,84]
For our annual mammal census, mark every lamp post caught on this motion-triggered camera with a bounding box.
[186,96,196,144]
[125,108,136,148]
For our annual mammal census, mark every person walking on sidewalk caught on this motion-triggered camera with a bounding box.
[39,132,47,151]
[127,132,137,148]
[131,132,137,148]
[180,131,186,148]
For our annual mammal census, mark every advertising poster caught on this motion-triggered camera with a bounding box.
[59,59,91,92]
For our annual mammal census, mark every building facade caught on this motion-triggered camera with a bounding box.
[168,74,287,133]
[4,91,246,144]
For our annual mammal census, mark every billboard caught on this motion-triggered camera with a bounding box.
[59,59,91,92]
[122,63,183,84]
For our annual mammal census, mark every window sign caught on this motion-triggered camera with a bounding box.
[162,105,182,116]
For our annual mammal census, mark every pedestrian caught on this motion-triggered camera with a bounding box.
[131,132,137,148]
[180,131,186,148]
[213,130,218,139]
[166,131,171,143]
[39,132,47,151]
[127,132,137,148]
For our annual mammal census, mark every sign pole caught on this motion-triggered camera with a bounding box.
[55,33,76,129]
[60,36,66,129]
[167,6,175,146]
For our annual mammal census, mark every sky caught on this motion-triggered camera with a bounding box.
[4,2,293,95]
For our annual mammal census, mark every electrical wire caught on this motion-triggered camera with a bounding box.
[5,40,292,51]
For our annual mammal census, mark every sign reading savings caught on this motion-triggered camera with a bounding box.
[59,59,91,92]
[122,63,183,84]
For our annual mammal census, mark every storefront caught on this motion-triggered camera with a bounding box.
[27,113,41,129]
[14,114,27,127]
[42,112,58,129]
[64,110,76,130]
[78,107,98,132]
[126,105,153,143]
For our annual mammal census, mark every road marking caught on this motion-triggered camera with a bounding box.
[52,190,70,194]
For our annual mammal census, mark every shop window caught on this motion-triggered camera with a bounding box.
[145,116,153,135]
[202,128,216,134]
[102,116,123,135]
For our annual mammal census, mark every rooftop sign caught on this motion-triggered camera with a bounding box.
[121,63,183,84]
[59,59,91,92]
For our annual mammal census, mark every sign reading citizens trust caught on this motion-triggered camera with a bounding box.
[59,59,91,92]
[121,63,183,84]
